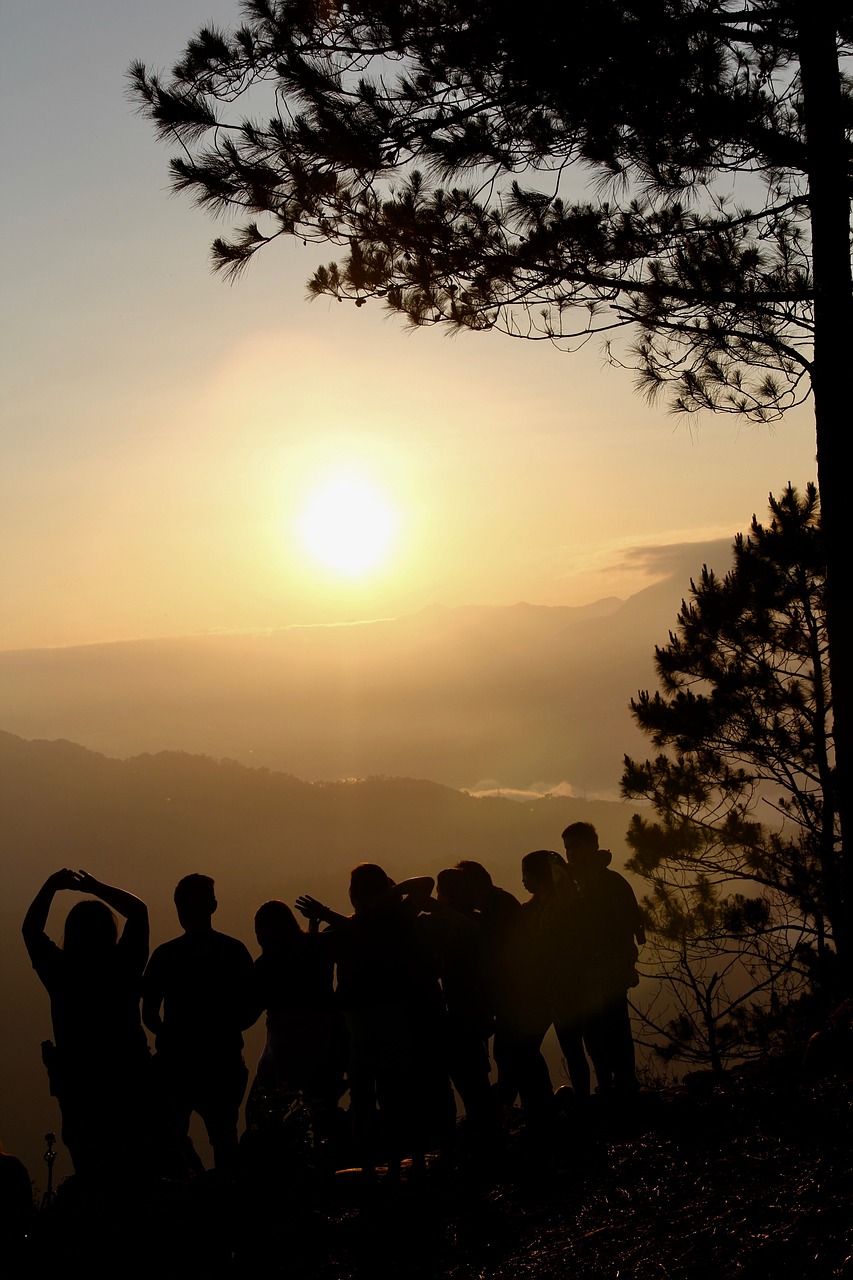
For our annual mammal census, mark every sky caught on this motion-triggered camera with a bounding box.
[1,0,819,652]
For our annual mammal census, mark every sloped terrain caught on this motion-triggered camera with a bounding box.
[27,1070,853,1279]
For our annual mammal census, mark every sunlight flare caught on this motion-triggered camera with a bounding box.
[296,472,399,576]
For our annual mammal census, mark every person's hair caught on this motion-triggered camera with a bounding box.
[454,860,493,894]
[522,849,555,882]
[349,862,392,910]
[254,899,301,945]
[561,822,599,853]
[63,900,117,958]
[174,873,216,914]
[436,867,475,913]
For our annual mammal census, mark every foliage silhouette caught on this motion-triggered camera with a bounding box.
[129,1,844,419]
[131,4,853,964]
[622,484,839,1067]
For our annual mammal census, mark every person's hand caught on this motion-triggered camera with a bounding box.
[295,895,328,922]
[49,869,78,891]
[72,870,100,893]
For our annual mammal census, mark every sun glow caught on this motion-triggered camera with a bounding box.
[296,472,399,576]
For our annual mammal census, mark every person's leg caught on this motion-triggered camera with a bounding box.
[197,1058,249,1172]
[492,1023,521,1111]
[345,1010,382,1173]
[554,1018,591,1100]
[151,1054,205,1175]
[514,1028,556,1127]
[605,996,639,1093]
[582,1007,614,1093]
[449,1021,500,1141]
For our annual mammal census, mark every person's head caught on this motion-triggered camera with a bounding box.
[454,860,493,908]
[521,850,555,896]
[63,900,117,960]
[436,867,475,914]
[561,822,609,879]
[349,863,392,913]
[174,874,217,933]
[254,899,301,950]
[562,822,598,862]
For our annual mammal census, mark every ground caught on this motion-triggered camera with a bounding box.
[25,1070,853,1278]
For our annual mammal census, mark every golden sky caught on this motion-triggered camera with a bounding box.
[1,0,818,651]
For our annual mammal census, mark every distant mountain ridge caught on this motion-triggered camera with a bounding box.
[0,542,730,797]
[0,727,637,906]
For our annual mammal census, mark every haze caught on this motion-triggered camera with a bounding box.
[0,0,821,1184]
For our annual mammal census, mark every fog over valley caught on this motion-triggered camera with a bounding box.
[0,540,729,800]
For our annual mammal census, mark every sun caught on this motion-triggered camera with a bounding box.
[296,472,399,576]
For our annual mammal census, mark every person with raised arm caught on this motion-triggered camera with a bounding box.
[297,866,452,1178]
[246,899,345,1149]
[22,869,152,1178]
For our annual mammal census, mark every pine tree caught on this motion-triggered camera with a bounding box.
[622,484,839,1065]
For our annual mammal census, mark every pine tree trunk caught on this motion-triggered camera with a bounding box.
[798,7,853,989]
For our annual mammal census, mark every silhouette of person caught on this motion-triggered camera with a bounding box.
[561,823,645,1094]
[453,860,522,1116]
[514,849,596,1104]
[142,874,258,1173]
[247,899,345,1140]
[487,851,559,1129]
[22,869,153,1178]
[545,851,596,1103]
[297,865,451,1177]
[429,868,500,1145]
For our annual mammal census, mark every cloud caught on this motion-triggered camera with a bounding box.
[613,536,733,581]
[462,779,621,803]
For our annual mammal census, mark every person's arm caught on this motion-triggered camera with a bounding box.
[419,895,471,933]
[620,876,647,947]
[22,870,76,954]
[295,894,351,930]
[392,875,436,918]
[237,943,262,1031]
[393,876,435,906]
[74,870,150,971]
[141,950,165,1036]
[71,870,147,923]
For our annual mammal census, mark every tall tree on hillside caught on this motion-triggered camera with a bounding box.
[131,2,853,965]
[622,484,840,1063]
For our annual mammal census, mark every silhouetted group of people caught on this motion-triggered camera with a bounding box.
[21,823,645,1188]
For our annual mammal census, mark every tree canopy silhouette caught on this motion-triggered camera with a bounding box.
[622,484,839,1065]
[131,1,853,973]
